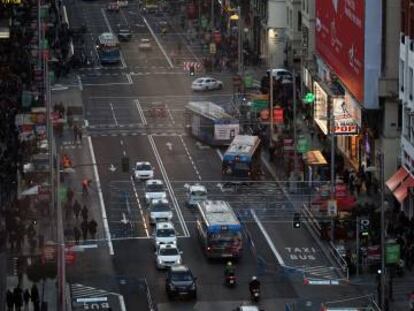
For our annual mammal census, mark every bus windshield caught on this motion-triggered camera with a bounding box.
[208,231,242,243]
[96,33,121,64]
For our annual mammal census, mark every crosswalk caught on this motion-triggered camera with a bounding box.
[303,265,343,281]
[70,283,118,299]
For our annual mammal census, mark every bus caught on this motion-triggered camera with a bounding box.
[185,101,239,146]
[196,200,243,259]
[222,135,262,180]
[96,33,121,64]
[144,0,159,12]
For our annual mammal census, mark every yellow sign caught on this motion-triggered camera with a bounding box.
[2,0,21,4]
[209,43,216,54]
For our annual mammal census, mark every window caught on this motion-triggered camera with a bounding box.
[404,107,410,139]
[400,59,405,92]
[302,0,305,11]
[298,11,302,31]
[410,67,413,99]
[398,101,403,129]
[287,7,289,25]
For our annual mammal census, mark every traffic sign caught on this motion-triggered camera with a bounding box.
[209,42,216,54]
[327,200,337,217]
[385,243,400,264]
[296,136,309,153]
[244,74,253,88]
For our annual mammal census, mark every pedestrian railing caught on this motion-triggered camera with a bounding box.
[144,278,158,311]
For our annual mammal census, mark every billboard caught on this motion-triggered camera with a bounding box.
[315,0,365,103]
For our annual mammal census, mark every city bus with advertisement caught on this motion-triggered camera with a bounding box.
[222,135,262,180]
[196,200,243,259]
[185,101,239,146]
[96,32,121,64]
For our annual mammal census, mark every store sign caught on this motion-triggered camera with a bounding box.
[333,97,360,135]
[315,0,365,102]
[313,81,328,134]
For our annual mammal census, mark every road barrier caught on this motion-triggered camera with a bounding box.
[144,278,158,311]
[301,203,349,280]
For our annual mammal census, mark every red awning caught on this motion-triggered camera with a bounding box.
[393,174,414,203]
[386,167,409,191]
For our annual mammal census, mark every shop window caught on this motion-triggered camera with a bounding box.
[410,67,414,99]
[298,11,302,32]
[400,59,405,92]
[398,101,403,130]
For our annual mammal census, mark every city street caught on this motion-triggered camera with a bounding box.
[61,1,371,311]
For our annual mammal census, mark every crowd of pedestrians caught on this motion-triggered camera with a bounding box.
[6,284,39,311]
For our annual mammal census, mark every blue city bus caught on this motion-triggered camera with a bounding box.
[185,101,239,146]
[96,33,121,64]
[222,135,262,180]
[196,200,243,259]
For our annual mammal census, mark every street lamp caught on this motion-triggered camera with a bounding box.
[230,6,242,75]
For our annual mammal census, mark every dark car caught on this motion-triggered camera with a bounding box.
[118,28,132,42]
[166,265,197,299]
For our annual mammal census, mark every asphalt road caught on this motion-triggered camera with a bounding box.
[63,1,366,311]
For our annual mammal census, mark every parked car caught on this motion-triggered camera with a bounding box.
[268,68,293,84]
[153,221,177,249]
[118,28,132,42]
[191,77,223,91]
[165,265,197,299]
[155,244,182,269]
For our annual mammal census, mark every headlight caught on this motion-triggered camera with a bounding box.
[190,283,196,290]
[168,283,175,290]
[157,257,163,264]
[176,258,182,264]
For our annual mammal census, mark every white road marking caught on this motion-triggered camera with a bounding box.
[251,209,285,266]
[87,135,114,255]
[109,102,118,126]
[142,17,174,68]
[148,135,190,236]
[126,73,133,84]
[77,75,83,91]
[130,175,150,237]
[179,135,201,181]
[118,295,127,311]
[134,99,147,125]
[216,148,223,160]
[166,105,175,124]
[82,82,133,87]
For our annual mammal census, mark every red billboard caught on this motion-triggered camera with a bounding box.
[315,0,365,102]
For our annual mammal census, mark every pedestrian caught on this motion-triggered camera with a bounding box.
[30,284,39,311]
[23,289,30,310]
[81,205,88,222]
[6,289,14,311]
[81,179,89,196]
[78,127,83,143]
[73,226,81,244]
[88,219,98,239]
[67,187,74,205]
[355,177,362,196]
[309,127,315,141]
[13,287,23,311]
[73,199,81,221]
[81,220,88,241]
[73,124,79,142]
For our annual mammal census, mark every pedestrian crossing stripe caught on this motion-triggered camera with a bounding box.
[70,284,119,298]
[303,265,341,280]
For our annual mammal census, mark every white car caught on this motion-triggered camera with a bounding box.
[145,179,167,204]
[117,0,128,7]
[191,77,223,91]
[149,199,173,225]
[133,161,154,180]
[186,184,207,208]
[268,68,293,84]
[155,244,182,269]
[153,221,177,249]
[139,38,152,50]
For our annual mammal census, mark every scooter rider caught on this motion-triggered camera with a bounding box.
[249,276,261,292]
[224,261,235,276]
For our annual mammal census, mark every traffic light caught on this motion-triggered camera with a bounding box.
[293,212,301,229]
[189,65,195,76]
[360,218,370,237]
[121,156,129,173]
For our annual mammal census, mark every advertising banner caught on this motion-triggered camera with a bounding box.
[214,123,239,141]
[313,81,328,134]
[315,0,364,102]
[333,97,360,135]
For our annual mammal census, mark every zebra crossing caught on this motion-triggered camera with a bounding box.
[303,265,343,282]
[70,283,118,299]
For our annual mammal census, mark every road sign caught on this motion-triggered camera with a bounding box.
[327,200,337,217]
[297,136,310,153]
[183,61,202,71]
[385,243,400,264]
[209,42,216,54]
[244,74,253,88]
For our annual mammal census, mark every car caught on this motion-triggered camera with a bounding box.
[185,184,207,208]
[118,28,132,42]
[149,198,173,225]
[139,38,152,50]
[268,68,293,83]
[155,244,182,269]
[235,305,261,311]
[117,0,128,7]
[145,179,167,204]
[154,221,177,249]
[165,265,197,299]
[133,161,154,180]
[191,77,223,91]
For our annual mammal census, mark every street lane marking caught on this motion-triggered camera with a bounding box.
[118,295,127,311]
[179,135,201,181]
[134,99,147,125]
[251,209,285,266]
[87,135,114,256]
[142,17,174,68]
[77,75,83,91]
[148,135,190,236]
[109,103,119,127]
[130,175,150,237]
[216,148,223,160]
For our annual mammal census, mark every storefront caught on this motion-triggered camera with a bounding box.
[386,165,414,218]
[313,80,362,170]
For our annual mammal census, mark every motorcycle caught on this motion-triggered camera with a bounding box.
[225,272,236,287]
[250,288,261,302]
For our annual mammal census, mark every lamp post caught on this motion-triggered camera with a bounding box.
[230,6,242,75]
[379,152,386,311]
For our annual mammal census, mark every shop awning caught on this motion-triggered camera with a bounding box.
[305,150,328,166]
[393,174,414,204]
[386,167,409,191]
